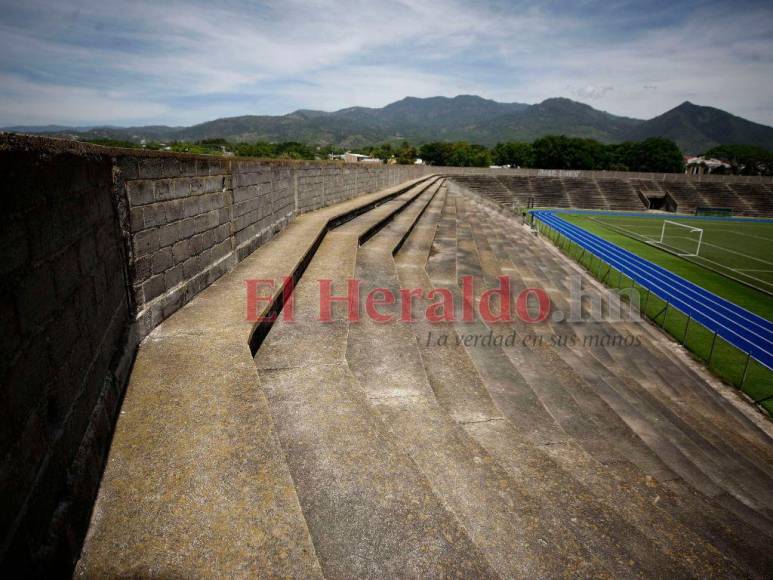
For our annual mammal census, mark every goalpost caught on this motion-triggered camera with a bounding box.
[659,220,704,257]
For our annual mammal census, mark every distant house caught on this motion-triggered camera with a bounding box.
[685,155,731,175]
[344,152,376,163]
[328,151,381,163]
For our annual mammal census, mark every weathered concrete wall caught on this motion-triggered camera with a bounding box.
[0,134,430,574]
[120,155,430,339]
[121,155,234,338]
[0,141,132,572]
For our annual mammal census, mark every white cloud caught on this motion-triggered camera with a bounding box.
[0,74,170,125]
[570,85,614,100]
[1,0,772,126]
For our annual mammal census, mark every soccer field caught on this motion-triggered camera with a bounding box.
[578,213,773,293]
[540,210,773,414]
[560,211,773,320]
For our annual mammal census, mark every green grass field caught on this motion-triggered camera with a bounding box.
[579,214,773,295]
[559,212,773,320]
[541,211,773,415]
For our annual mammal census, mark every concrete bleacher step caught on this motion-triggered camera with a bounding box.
[476,200,770,447]
[458,191,773,575]
[76,336,325,578]
[586,330,773,494]
[252,179,500,578]
[459,199,679,481]
[532,260,773,539]
[525,268,773,502]
[455,191,772,555]
[348,183,618,577]
[396,194,512,426]
[635,333,773,459]
[394,190,733,576]
[574,279,773,459]
[474,198,762,466]
[554,305,773,497]
[495,209,773,519]
[76,175,437,577]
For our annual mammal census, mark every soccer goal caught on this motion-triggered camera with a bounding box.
[659,220,704,256]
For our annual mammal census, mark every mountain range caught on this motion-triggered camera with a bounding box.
[5,96,773,154]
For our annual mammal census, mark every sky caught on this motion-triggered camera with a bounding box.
[1,0,772,127]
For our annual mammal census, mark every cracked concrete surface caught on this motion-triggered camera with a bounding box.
[78,175,773,578]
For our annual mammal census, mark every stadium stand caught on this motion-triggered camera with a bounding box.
[452,174,773,216]
[597,178,645,210]
[697,182,743,210]
[562,177,608,209]
[662,181,707,213]
[726,183,773,216]
[72,176,773,577]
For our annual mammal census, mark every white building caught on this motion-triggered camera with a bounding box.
[685,156,731,175]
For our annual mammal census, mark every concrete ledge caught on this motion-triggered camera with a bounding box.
[75,176,435,577]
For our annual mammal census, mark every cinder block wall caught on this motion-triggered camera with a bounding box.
[120,155,235,337]
[0,134,430,574]
[0,142,131,572]
[120,156,430,339]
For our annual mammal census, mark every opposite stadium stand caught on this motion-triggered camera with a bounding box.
[452,174,773,216]
[596,178,640,210]
[726,183,773,216]
[658,181,703,213]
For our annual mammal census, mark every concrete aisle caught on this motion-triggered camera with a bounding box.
[348,182,612,577]
[253,179,497,578]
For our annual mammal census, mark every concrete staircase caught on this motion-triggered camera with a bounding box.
[77,176,773,577]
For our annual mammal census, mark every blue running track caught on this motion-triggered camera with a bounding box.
[532,210,773,370]
[549,209,773,224]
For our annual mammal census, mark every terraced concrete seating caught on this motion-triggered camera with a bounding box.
[597,178,645,210]
[455,175,647,212]
[695,181,752,212]
[729,183,773,216]
[562,177,608,209]
[78,173,773,577]
[448,186,772,574]
[75,176,439,577]
[659,181,701,213]
[452,174,773,216]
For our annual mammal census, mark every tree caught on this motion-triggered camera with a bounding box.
[606,142,635,171]
[493,142,534,167]
[234,141,276,158]
[418,141,491,167]
[274,141,316,159]
[532,135,607,170]
[395,141,418,164]
[627,138,684,173]
[419,142,454,166]
[604,138,684,173]
[369,143,393,162]
[703,144,772,175]
[447,142,492,167]
[232,141,317,160]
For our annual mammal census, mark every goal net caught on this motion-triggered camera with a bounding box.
[659,220,703,256]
